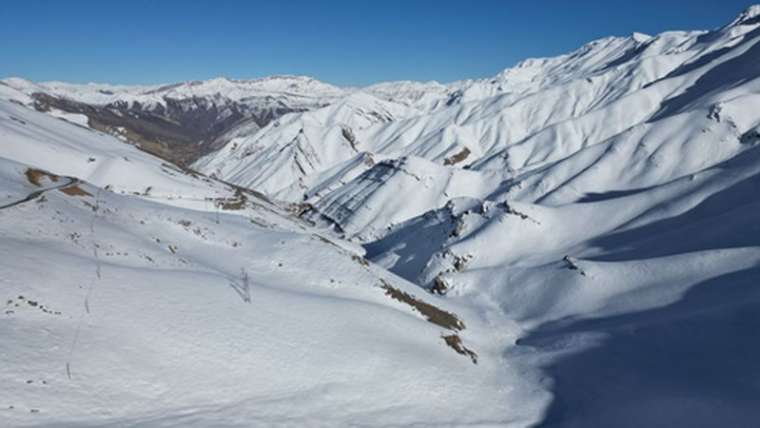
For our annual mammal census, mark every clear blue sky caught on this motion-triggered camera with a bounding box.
[0,0,754,86]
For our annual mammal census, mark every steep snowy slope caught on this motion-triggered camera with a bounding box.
[4,5,760,427]
[370,136,760,427]
[0,94,233,205]
[339,4,760,311]
[303,156,504,241]
[194,32,686,191]
[0,98,552,426]
[194,7,760,427]
[197,8,760,209]
[358,8,760,427]
[205,7,760,233]
[194,92,420,196]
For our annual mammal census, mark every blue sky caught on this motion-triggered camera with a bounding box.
[0,0,754,86]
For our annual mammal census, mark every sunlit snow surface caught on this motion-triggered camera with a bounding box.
[2,5,760,427]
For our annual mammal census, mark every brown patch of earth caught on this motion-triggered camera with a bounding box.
[442,334,478,364]
[59,185,92,197]
[381,280,465,331]
[443,147,471,166]
[24,168,60,186]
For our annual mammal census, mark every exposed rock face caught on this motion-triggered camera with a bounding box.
[31,92,302,166]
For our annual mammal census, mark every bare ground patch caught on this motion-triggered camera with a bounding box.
[443,147,471,166]
[59,184,92,197]
[379,280,478,364]
[380,280,465,331]
[24,168,60,187]
[442,334,478,364]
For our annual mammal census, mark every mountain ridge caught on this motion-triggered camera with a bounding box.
[2,5,760,426]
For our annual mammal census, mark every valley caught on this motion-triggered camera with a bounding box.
[2,5,760,427]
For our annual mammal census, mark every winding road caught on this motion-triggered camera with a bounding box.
[0,177,79,210]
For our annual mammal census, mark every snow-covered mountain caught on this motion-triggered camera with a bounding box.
[3,5,760,427]
[1,75,348,165]
[194,7,760,426]
[192,28,716,199]
[0,84,527,426]
[198,5,760,217]
[3,75,346,108]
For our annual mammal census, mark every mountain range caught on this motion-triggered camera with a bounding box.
[2,5,760,427]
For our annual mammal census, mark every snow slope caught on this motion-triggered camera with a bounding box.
[193,92,422,197]
[197,6,760,426]
[0,98,549,426]
[0,95,235,207]
[196,8,760,209]
[3,5,760,427]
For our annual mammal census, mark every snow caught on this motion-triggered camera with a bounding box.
[0,75,346,114]
[193,92,420,195]
[0,101,543,426]
[729,4,760,26]
[46,109,91,127]
[0,99,234,206]
[3,4,760,427]
[190,7,760,425]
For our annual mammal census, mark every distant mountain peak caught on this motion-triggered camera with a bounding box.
[631,32,652,43]
[730,4,760,26]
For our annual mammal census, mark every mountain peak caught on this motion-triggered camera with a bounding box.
[631,32,652,43]
[1,76,37,89]
[730,4,760,26]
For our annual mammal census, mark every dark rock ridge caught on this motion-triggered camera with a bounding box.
[32,92,305,166]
